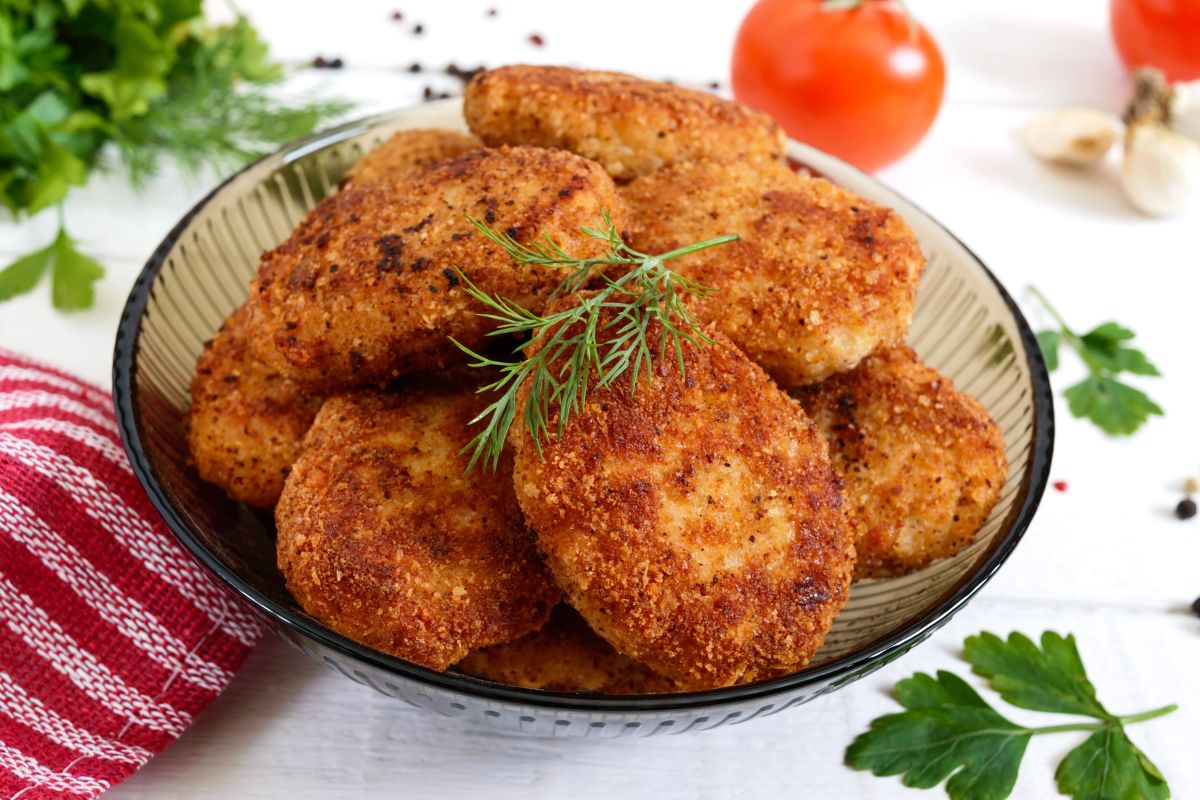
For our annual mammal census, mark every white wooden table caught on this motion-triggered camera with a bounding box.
[3,1,1198,797]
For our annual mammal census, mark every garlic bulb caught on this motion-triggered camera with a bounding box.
[1020,108,1120,167]
[1121,123,1200,217]
[1171,79,1200,143]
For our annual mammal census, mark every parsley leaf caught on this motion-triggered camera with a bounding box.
[1064,377,1163,437]
[0,237,54,301]
[964,631,1107,718]
[1056,726,1170,800]
[846,630,1177,800]
[845,671,1029,800]
[49,228,103,310]
[0,227,103,310]
[1029,286,1162,436]
[1035,329,1060,372]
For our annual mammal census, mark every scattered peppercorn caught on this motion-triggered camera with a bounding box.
[413,23,424,35]
[1053,480,1068,492]
[391,10,403,20]
[312,56,344,69]
[486,7,498,17]
[708,81,721,90]
[438,91,452,99]
[422,86,434,100]
[528,32,545,46]
[1192,595,1200,617]
[408,62,423,73]
[1176,498,1198,520]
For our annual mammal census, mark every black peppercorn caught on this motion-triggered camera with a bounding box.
[1192,595,1200,617]
[1176,498,1197,519]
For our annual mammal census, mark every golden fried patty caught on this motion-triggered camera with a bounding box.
[275,384,561,671]
[186,304,321,508]
[622,158,925,388]
[464,65,786,181]
[339,128,481,189]
[457,605,676,694]
[247,146,629,392]
[511,308,855,690]
[798,346,1007,579]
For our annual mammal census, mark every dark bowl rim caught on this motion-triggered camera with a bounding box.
[112,104,1055,714]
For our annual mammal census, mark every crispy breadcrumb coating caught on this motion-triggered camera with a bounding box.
[339,128,481,188]
[457,605,676,694]
[247,146,629,392]
[510,303,855,690]
[798,346,1008,579]
[186,304,320,508]
[275,382,561,671]
[622,158,925,388]
[464,65,786,181]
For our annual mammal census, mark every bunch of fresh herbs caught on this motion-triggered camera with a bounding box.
[0,0,350,310]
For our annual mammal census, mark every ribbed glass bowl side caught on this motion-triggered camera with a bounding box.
[112,101,1052,736]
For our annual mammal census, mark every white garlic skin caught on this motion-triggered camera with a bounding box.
[1171,79,1200,143]
[1020,108,1121,167]
[1121,123,1200,217]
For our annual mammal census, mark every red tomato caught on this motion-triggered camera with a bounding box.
[731,0,945,172]
[1110,0,1200,82]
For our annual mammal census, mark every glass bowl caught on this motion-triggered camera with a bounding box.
[112,101,1053,737]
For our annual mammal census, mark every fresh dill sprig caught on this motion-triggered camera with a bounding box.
[452,211,737,471]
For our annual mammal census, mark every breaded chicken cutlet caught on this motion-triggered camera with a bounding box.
[464,65,786,181]
[457,605,676,694]
[339,128,481,189]
[247,146,629,392]
[798,346,1007,579]
[275,383,561,671]
[622,158,926,388]
[511,301,856,690]
[186,304,321,508]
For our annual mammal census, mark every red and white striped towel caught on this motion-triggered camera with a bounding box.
[0,350,261,799]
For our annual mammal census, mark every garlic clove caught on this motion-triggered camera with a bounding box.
[1121,123,1200,217]
[1170,79,1200,143]
[1020,108,1121,167]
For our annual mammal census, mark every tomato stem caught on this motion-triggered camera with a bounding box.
[820,0,918,42]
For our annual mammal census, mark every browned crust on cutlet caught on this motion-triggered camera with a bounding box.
[510,303,855,690]
[621,158,925,388]
[186,304,321,508]
[457,605,676,694]
[339,128,481,189]
[247,146,629,392]
[464,65,786,181]
[275,383,561,671]
[797,346,1008,579]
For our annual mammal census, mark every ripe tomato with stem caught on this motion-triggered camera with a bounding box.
[731,0,945,172]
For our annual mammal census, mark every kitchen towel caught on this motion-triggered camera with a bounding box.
[0,350,262,799]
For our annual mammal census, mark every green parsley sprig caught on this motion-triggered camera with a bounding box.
[0,1,351,311]
[452,211,736,471]
[1029,286,1163,436]
[846,631,1176,800]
